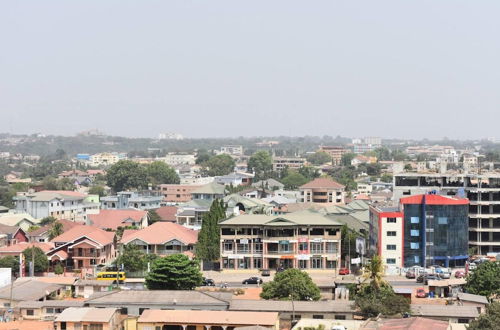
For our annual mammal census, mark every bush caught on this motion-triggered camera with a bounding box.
[54,264,64,275]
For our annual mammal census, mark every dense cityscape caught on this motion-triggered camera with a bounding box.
[0,133,498,329]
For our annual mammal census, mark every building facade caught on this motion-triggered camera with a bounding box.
[299,178,345,204]
[159,184,202,203]
[369,206,405,269]
[220,211,342,271]
[101,191,162,210]
[272,157,306,172]
[319,146,348,166]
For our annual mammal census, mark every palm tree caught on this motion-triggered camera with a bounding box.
[48,221,64,240]
[363,255,385,290]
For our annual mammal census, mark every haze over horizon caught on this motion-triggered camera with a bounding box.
[1,1,499,140]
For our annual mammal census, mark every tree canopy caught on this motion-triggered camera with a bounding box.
[23,247,49,273]
[40,216,57,226]
[281,171,308,190]
[145,254,203,290]
[196,199,226,262]
[115,244,155,272]
[146,161,180,185]
[201,154,235,176]
[48,221,64,240]
[106,160,148,192]
[248,151,273,180]
[88,185,106,197]
[468,302,500,330]
[261,268,320,301]
[465,261,500,298]
[306,151,332,165]
[0,256,19,275]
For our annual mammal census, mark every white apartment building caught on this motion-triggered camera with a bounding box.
[160,154,196,166]
[89,152,127,167]
[369,206,404,271]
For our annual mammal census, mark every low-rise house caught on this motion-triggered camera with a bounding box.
[191,182,226,201]
[0,241,54,257]
[410,304,481,324]
[120,221,197,257]
[224,194,273,216]
[456,292,489,313]
[74,279,114,298]
[252,179,285,191]
[135,310,279,330]
[14,190,99,222]
[215,172,254,186]
[0,213,40,231]
[230,299,356,321]
[0,224,27,246]
[54,307,120,330]
[27,219,82,243]
[0,278,65,308]
[100,191,162,210]
[154,206,177,222]
[359,316,450,330]
[159,184,202,203]
[49,226,115,272]
[18,300,85,321]
[299,178,345,204]
[220,210,342,271]
[85,290,232,316]
[87,210,148,231]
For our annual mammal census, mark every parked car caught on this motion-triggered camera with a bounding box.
[406,270,416,279]
[339,268,350,275]
[454,270,465,278]
[439,272,451,279]
[424,274,441,285]
[242,277,263,285]
[201,277,215,286]
[261,269,271,277]
[276,267,285,273]
[469,263,477,270]
[416,288,428,298]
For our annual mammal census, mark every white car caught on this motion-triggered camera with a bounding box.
[469,263,477,270]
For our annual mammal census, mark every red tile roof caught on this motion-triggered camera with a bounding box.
[121,222,197,245]
[138,310,278,326]
[51,226,115,246]
[155,206,177,222]
[0,242,54,254]
[400,194,469,205]
[88,210,147,230]
[360,316,449,330]
[28,219,84,237]
[300,178,345,189]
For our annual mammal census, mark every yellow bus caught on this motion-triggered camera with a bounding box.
[96,271,126,284]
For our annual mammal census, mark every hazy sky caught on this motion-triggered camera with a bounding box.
[1,1,499,139]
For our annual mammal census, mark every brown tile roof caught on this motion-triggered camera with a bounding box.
[300,178,345,189]
[51,226,115,246]
[0,241,54,254]
[121,222,197,245]
[138,310,278,326]
[155,206,178,222]
[360,316,449,330]
[88,210,147,230]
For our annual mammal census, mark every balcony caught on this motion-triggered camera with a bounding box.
[266,250,295,255]
[469,227,500,232]
[469,214,500,219]
[469,241,500,246]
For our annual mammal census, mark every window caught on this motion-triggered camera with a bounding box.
[387,231,396,236]
[386,258,396,264]
[414,256,420,263]
[411,217,420,224]
[46,308,54,314]
[387,218,397,223]
[89,325,103,330]
[411,230,420,237]
[60,322,67,330]
[410,242,420,249]
[334,315,346,320]
[457,318,470,324]
[312,315,324,319]
[26,309,34,316]
[223,241,233,252]
[311,257,322,269]
[120,307,128,315]
[386,245,396,250]
[438,217,448,225]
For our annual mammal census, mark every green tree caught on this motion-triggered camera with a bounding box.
[88,185,106,197]
[146,161,180,185]
[404,164,413,171]
[196,199,226,262]
[468,302,500,330]
[201,154,235,176]
[248,151,273,180]
[364,255,385,290]
[106,160,148,192]
[54,263,64,275]
[341,153,356,166]
[306,151,332,165]
[298,166,320,180]
[281,171,308,190]
[48,221,64,240]
[116,245,148,272]
[23,247,49,273]
[0,256,19,275]
[40,216,57,226]
[380,173,393,183]
[355,283,409,317]
[148,209,162,225]
[195,150,211,165]
[465,261,500,298]
[260,268,320,301]
[145,254,203,290]
[373,147,391,161]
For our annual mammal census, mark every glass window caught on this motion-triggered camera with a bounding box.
[26,309,34,316]
[312,315,324,319]
[410,242,420,249]
[387,231,396,236]
[414,255,420,263]
[386,245,396,250]
[387,218,397,223]
[438,217,448,224]
[46,308,54,314]
[386,258,396,264]
[411,217,420,224]
[411,230,420,237]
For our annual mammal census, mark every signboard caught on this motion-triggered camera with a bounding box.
[296,254,311,260]
[240,239,249,244]
[279,240,289,244]
[228,255,244,259]
[298,237,309,243]
[356,237,365,255]
[311,238,322,243]
[351,257,361,264]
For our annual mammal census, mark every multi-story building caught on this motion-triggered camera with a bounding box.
[215,172,254,186]
[218,145,243,156]
[89,152,127,167]
[160,153,196,166]
[219,211,342,271]
[272,157,306,172]
[14,191,99,222]
[319,146,347,166]
[299,178,345,204]
[370,194,469,269]
[394,172,500,254]
[159,184,202,203]
[100,191,162,210]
